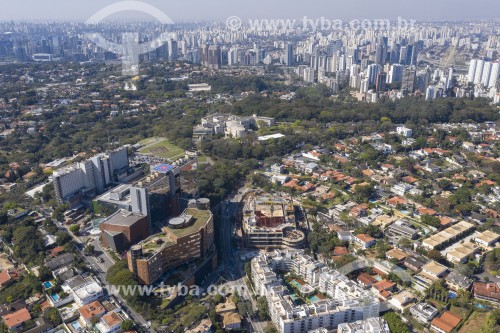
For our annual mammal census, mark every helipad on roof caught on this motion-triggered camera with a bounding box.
[152,164,175,173]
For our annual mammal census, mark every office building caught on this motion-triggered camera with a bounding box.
[127,200,214,285]
[129,164,181,233]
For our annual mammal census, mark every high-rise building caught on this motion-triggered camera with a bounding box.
[426,85,436,101]
[303,67,315,83]
[130,164,181,233]
[474,60,485,84]
[467,59,478,83]
[489,62,499,89]
[168,39,178,62]
[127,200,214,285]
[285,43,294,66]
[207,45,221,69]
[367,64,381,85]
[481,61,492,87]
[53,148,129,208]
[376,72,387,92]
[387,64,404,84]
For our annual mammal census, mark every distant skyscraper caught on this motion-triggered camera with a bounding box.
[207,45,221,69]
[387,64,404,84]
[285,43,294,66]
[467,59,478,83]
[168,39,178,61]
[474,60,485,84]
[446,68,454,90]
[303,67,315,83]
[426,85,436,101]
[376,72,387,92]
[489,62,499,88]
[481,61,492,87]
[367,64,381,85]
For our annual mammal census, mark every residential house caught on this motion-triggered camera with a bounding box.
[2,308,31,331]
[473,282,500,303]
[431,311,461,333]
[96,311,124,333]
[445,271,473,292]
[409,303,438,323]
[354,234,376,249]
[79,300,106,326]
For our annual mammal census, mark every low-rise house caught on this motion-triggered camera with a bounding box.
[409,302,438,323]
[473,282,500,303]
[430,311,461,333]
[473,230,500,248]
[386,248,407,263]
[79,300,106,326]
[388,290,416,312]
[354,234,376,249]
[96,311,124,333]
[185,318,212,333]
[221,312,241,330]
[2,308,31,331]
[357,273,377,288]
[404,256,426,272]
[445,271,473,292]
[0,270,14,289]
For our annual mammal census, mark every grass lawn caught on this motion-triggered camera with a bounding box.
[450,305,469,320]
[197,154,208,164]
[458,311,485,333]
[138,137,185,161]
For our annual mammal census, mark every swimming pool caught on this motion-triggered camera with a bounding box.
[43,281,53,288]
[70,321,82,330]
[290,280,302,289]
[51,293,60,302]
[448,291,457,299]
[309,296,320,302]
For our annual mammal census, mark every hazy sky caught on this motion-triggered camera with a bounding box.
[1,0,499,22]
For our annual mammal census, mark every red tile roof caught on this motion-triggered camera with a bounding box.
[431,311,461,333]
[2,308,31,328]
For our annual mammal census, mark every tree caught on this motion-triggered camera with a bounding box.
[43,307,62,326]
[69,224,80,233]
[397,237,413,249]
[84,244,95,255]
[120,319,134,331]
[55,231,71,246]
[257,297,270,321]
[264,323,278,333]
[383,312,410,333]
[421,215,441,228]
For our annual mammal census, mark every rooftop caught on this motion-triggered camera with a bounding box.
[101,210,146,227]
[2,308,31,328]
[164,208,212,238]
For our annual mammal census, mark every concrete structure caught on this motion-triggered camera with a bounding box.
[243,195,305,249]
[99,210,149,252]
[127,202,214,285]
[251,251,380,333]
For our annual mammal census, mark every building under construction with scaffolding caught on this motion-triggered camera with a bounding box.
[242,194,305,249]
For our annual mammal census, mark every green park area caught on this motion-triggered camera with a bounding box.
[138,137,185,161]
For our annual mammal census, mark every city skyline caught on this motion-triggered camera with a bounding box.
[1,0,499,22]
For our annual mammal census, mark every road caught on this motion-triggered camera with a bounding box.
[53,220,153,332]
[219,187,267,333]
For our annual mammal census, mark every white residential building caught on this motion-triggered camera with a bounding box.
[251,251,380,333]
